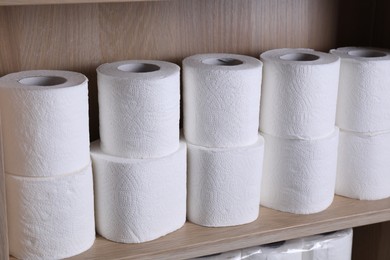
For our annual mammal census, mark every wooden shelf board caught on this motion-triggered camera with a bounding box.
[0,0,165,6]
[9,195,388,260]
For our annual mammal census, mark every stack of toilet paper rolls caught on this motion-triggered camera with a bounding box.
[259,49,340,214]
[183,53,265,227]
[92,60,186,243]
[331,47,390,200]
[0,70,95,259]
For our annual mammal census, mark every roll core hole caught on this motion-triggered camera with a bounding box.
[19,76,67,86]
[280,53,320,61]
[348,50,387,58]
[202,58,243,66]
[117,63,160,73]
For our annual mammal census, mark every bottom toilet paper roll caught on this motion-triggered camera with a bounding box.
[336,130,390,200]
[187,135,264,227]
[6,164,95,259]
[91,140,186,243]
[261,129,339,214]
[241,239,304,260]
[302,229,353,260]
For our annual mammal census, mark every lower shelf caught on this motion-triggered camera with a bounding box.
[10,195,390,260]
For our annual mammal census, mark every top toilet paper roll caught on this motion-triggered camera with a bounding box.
[0,70,90,177]
[97,60,180,158]
[260,48,340,139]
[183,53,262,148]
[331,47,390,133]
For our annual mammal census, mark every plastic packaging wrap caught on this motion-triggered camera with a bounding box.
[192,229,352,260]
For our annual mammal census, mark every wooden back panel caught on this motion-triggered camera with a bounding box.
[0,0,340,140]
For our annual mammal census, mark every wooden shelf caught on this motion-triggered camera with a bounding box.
[10,195,385,260]
[0,0,163,6]
[3,1,390,259]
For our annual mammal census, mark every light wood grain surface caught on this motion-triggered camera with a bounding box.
[14,195,384,260]
[2,0,390,259]
[0,0,339,140]
[0,0,161,5]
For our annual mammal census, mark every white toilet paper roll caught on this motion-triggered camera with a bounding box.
[6,164,95,259]
[336,130,390,200]
[187,135,264,227]
[0,70,90,177]
[97,60,180,158]
[90,140,186,243]
[302,229,353,260]
[183,53,262,148]
[260,48,340,139]
[331,47,390,133]
[261,129,339,214]
[241,239,303,260]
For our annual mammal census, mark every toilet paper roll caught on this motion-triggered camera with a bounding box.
[183,53,262,148]
[6,164,95,259]
[260,48,340,139]
[90,140,186,243]
[261,129,339,214]
[241,239,304,260]
[97,60,180,158]
[336,130,390,200]
[302,229,353,260]
[330,47,390,133]
[187,135,264,227]
[0,70,90,177]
